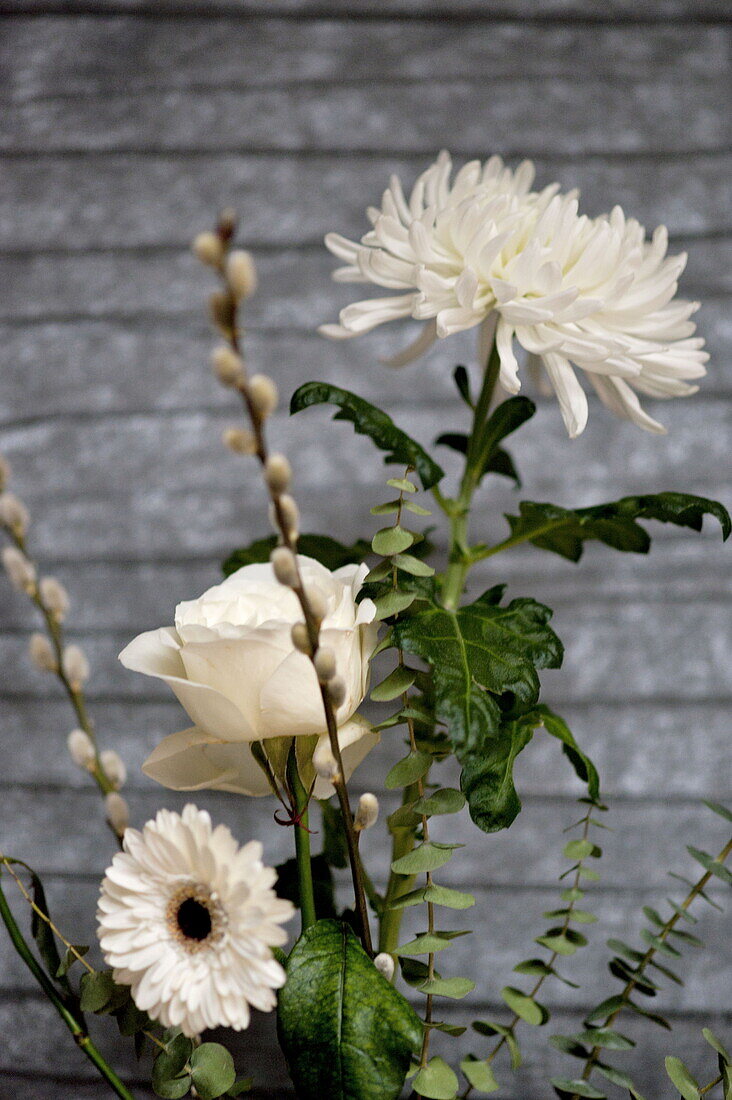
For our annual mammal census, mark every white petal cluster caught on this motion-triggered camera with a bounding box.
[320,151,706,437]
[97,804,294,1037]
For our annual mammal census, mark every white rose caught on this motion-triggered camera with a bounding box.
[119,556,380,798]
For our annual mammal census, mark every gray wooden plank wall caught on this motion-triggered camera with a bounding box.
[0,3,730,1097]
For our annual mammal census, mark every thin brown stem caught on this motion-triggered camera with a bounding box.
[699,1073,723,1096]
[570,836,732,1100]
[208,242,373,953]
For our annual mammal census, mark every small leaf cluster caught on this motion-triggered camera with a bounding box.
[665,1029,732,1100]
[465,801,605,1095]
[152,1031,247,1099]
[363,471,435,623]
[550,801,732,1100]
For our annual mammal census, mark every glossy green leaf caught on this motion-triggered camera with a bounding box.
[391,842,460,875]
[503,492,730,562]
[413,789,466,816]
[222,533,371,577]
[411,1056,459,1099]
[393,587,562,833]
[290,382,444,489]
[460,1056,499,1093]
[371,665,417,702]
[277,920,422,1100]
[189,1043,237,1100]
[500,987,549,1026]
[535,706,601,802]
[664,1056,700,1100]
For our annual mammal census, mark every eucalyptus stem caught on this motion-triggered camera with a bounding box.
[699,1074,723,1095]
[0,875,137,1100]
[441,341,501,610]
[570,836,732,1100]
[286,748,317,932]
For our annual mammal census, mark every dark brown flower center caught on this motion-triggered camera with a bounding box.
[176,897,212,942]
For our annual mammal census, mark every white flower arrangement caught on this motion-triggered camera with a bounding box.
[0,156,730,1100]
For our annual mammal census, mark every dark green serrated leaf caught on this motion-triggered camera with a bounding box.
[277,920,422,1100]
[664,1056,700,1100]
[290,382,444,490]
[222,533,371,577]
[393,588,562,833]
[189,1043,237,1100]
[503,492,730,562]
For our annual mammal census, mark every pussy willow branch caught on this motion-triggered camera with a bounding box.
[203,224,372,953]
[570,835,732,1100]
[1,856,166,1054]
[2,524,116,801]
[461,804,597,1099]
[0,868,138,1100]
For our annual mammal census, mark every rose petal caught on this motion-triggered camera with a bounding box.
[142,728,272,797]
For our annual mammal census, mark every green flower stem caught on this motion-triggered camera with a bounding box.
[570,835,732,1100]
[441,341,501,610]
[0,875,136,1100]
[286,748,317,932]
[378,781,420,955]
[699,1075,723,1096]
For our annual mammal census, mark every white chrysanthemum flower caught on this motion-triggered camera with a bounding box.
[97,804,294,1037]
[319,151,706,437]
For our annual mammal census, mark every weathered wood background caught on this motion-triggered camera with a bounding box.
[0,2,730,1097]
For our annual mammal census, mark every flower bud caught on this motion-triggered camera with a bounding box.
[223,427,257,455]
[312,742,340,784]
[271,546,299,588]
[211,345,245,387]
[273,494,299,541]
[0,454,10,491]
[226,249,258,301]
[306,585,328,623]
[67,728,96,769]
[264,453,292,495]
[327,675,347,708]
[192,231,224,267]
[105,792,129,837]
[355,792,379,832]
[374,953,395,981]
[314,646,336,682]
[217,208,237,242]
[100,749,127,790]
[0,492,29,536]
[63,644,89,689]
[248,374,278,418]
[2,545,36,593]
[39,576,70,621]
[29,632,57,673]
[291,621,311,654]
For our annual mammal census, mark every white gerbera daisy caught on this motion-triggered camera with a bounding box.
[319,151,706,437]
[97,804,294,1037]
